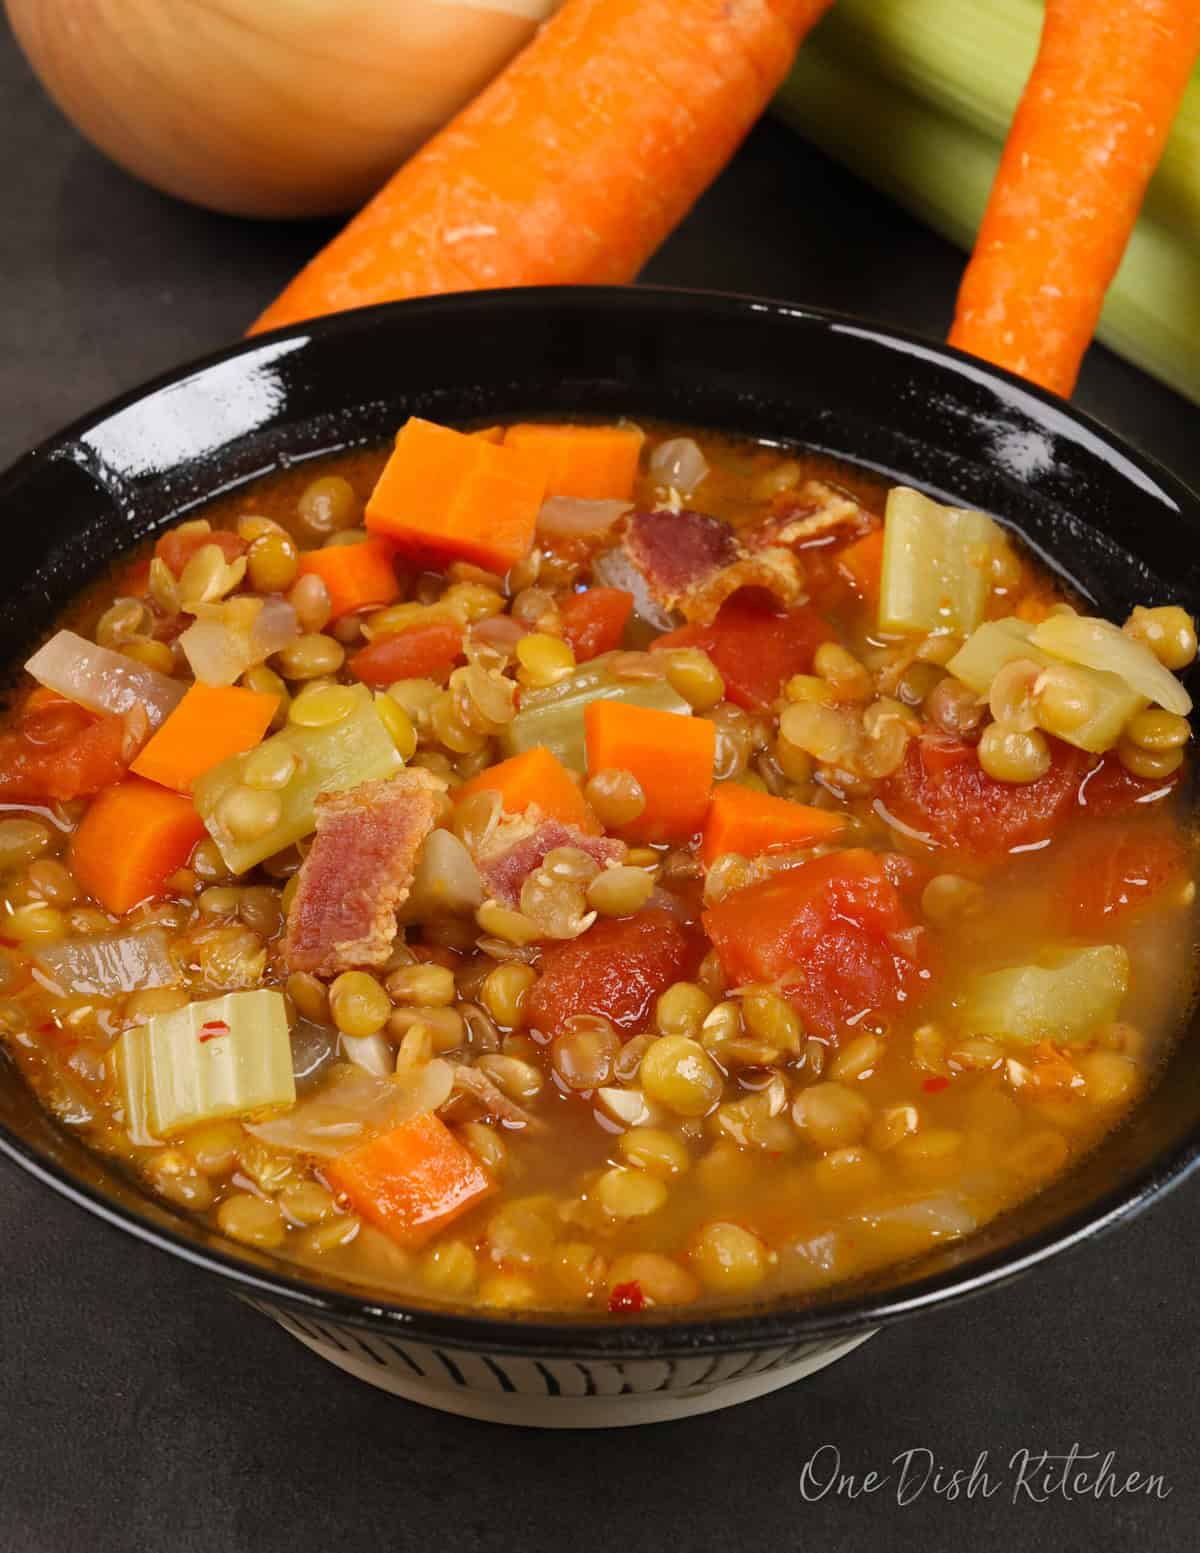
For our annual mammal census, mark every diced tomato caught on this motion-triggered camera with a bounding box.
[558,587,633,662]
[1065,828,1188,933]
[653,594,834,712]
[0,702,127,803]
[703,849,932,1038]
[1076,752,1181,818]
[348,621,465,687]
[882,733,1087,860]
[154,527,246,578]
[528,908,701,1037]
[608,1281,645,1313]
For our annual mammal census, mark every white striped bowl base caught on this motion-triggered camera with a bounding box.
[246,1298,876,1427]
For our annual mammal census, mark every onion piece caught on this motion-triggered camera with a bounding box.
[405,828,483,918]
[537,496,632,543]
[25,630,185,729]
[180,597,298,686]
[649,437,709,495]
[591,545,676,632]
[246,1058,451,1156]
[340,1032,393,1077]
[470,615,529,654]
[290,1018,337,1090]
[1031,613,1192,715]
[32,926,176,996]
[857,1194,977,1238]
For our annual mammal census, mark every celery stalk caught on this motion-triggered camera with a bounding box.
[879,487,999,636]
[948,619,1145,753]
[194,685,401,873]
[775,44,1200,407]
[803,0,1200,248]
[963,946,1130,1044]
[118,989,295,1139]
[503,654,690,772]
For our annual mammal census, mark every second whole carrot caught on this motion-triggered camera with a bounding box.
[949,0,1200,398]
[249,0,833,334]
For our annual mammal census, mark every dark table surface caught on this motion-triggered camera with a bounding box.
[2,23,1197,1553]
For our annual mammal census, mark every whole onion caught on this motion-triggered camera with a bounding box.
[7,0,560,219]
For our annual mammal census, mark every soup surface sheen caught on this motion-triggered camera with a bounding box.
[1,419,1195,1315]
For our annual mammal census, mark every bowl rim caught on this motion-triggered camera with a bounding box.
[2,282,1199,1358]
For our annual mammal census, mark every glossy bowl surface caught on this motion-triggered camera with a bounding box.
[1,286,1198,1365]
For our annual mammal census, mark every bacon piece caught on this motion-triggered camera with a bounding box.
[284,768,445,976]
[748,480,874,550]
[617,508,803,626]
[450,1063,540,1130]
[475,811,624,907]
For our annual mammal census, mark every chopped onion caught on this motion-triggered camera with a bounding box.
[340,1032,393,1077]
[857,1194,977,1238]
[537,496,631,543]
[33,926,176,996]
[180,597,298,686]
[246,1058,451,1156]
[1031,613,1192,715]
[649,437,709,495]
[405,828,483,917]
[591,545,676,632]
[290,1018,337,1089]
[25,630,185,729]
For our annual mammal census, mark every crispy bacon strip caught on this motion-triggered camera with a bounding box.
[748,480,873,550]
[475,812,624,907]
[284,768,445,977]
[619,508,802,625]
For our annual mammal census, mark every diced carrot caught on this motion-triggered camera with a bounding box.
[504,424,644,501]
[296,538,401,621]
[558,587,634,661]
[130,684,279,793]
[456,746,600,835]
[70,777,206,915]
[584,701,715,844]
[155,527,246,578]
[365,417,545,573]
[699,784,845,867]
[470,426,505,444]
[835,525,885,607]
[324,1112,495,1249]
[348,620,465,687]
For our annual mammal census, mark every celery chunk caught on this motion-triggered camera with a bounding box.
[502,654,690,772]
[118,988,295,1139]
[963,946,1130,1045]
[948,619,1146,754]
[878,486,1000,636]
[194,685,401,872]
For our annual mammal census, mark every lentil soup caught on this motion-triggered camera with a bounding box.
[1,417,1195,1315]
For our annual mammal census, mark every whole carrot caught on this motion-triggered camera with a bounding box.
[249,0,832,333]
[949,0,1200,398]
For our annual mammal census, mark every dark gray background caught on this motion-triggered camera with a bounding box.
[1,23,1196,1553]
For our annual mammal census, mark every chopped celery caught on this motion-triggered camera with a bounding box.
[963,946,1130,1045]
[117,988,295,1140]
[948,619,1146,754]
[1031,614,1192,717]
[193,685,401,873]
[502,653,690,772]
[878,487,1000,636]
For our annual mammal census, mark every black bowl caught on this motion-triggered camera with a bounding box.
[2,286,1198,1375]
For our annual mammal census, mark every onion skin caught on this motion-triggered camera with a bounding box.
[6,0,549,219]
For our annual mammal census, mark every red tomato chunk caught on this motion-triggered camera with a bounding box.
[0,702,127,803]
[1066,829,1188,933]
[654,594,833,712]
[558,587,633,661]
[704,850,932,1038]
[528,909,700,1037]
[349,621,465,686]
[882,732,1087,859]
